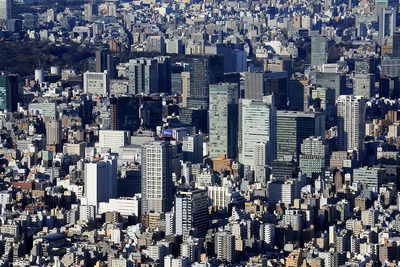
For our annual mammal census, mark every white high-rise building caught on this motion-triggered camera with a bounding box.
[336,95,366,164]
[239,95,276,168]
[141,141,173,213]
[260,223,275,246]
[83,157,117,210]
[215,231,236,263]
[83,71,109,96]
[0,0,11,21]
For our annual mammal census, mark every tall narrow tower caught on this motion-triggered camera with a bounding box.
[141,141,173,213]
[209,83,239,159]
[336,95,366,165]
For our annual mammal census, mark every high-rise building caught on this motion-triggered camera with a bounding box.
[378,8,396,45]
[209,83,239,159]
[109,96,140,133]
[83,71,109,96]
[239,95,276,168]
[128,58,158,94]
[353,73,375,98]
[182,135,204,164]
[188,57,210,109]
[311,35,327,67]
[336,95,366,164]
[83,3,98,21]
[393,32,400,58]
[215,231,236,263]
[313,72,347,99]
[174,188,208,238]
[276,111,325,161]
[244,72,264,100]
[299,136,329,179]
[0,0,11,21]
[141,141,173,213]
[264,71,289,109]
[146,36,166,54]
[140,96,163,131]
[0,73,21,112]
[46,120,62,148]
[288,78,309,111]
[83,157,118,210]
[157,56,172,94]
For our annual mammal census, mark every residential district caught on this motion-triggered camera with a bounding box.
[0,0,399,266]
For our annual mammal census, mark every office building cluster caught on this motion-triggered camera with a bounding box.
[1,0,400,266]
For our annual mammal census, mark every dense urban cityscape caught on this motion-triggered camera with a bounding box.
[0,0,399,266]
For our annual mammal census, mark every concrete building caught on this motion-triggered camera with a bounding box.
[311,35,327,67]
[215,231,236,263]
[46,120,62,149]
[0,73,21,112]
[209,83,238,159]
[353,73,375,98]
[353,167,385,191]
[128,58,158,94]
[174,188,208,238]
[336,95,366,165]
[141,141,173,213]
[83,71,109,96]
[98,130,130,153]
[182,135,204,164]
[83,157,118,210]
[0,0,11,21]
[276,111,325,161]
[299,136,329,179]
[239,95,276,168]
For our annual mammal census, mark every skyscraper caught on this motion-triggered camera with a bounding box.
[84,157,118,210]
[157,56,172,94]
[0,73,20,112]
[209,83,239,159]
[215,231,236,263]
[128,58,158,94]
[393,32,400,58]
[188,57,210,109]
[276,111,325,161]
[0,0,11,21]
[141,141,173,213]
[182,135,204,164]
[46,120,62,148]
[311,35,327,67]
[336,95,366,165]
[239,95,276,168]
[244,72,264,99]
[299,136,329,179]
[378,8,396,45]
[174,188,208,238]
[109,96,140,133]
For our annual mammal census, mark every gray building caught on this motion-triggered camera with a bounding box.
[174,188,208,238]
[209,83,238,159]
[276,111,325,161]
[128,58,158,94]
[311,35,327,67]
[353,167,385,191]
